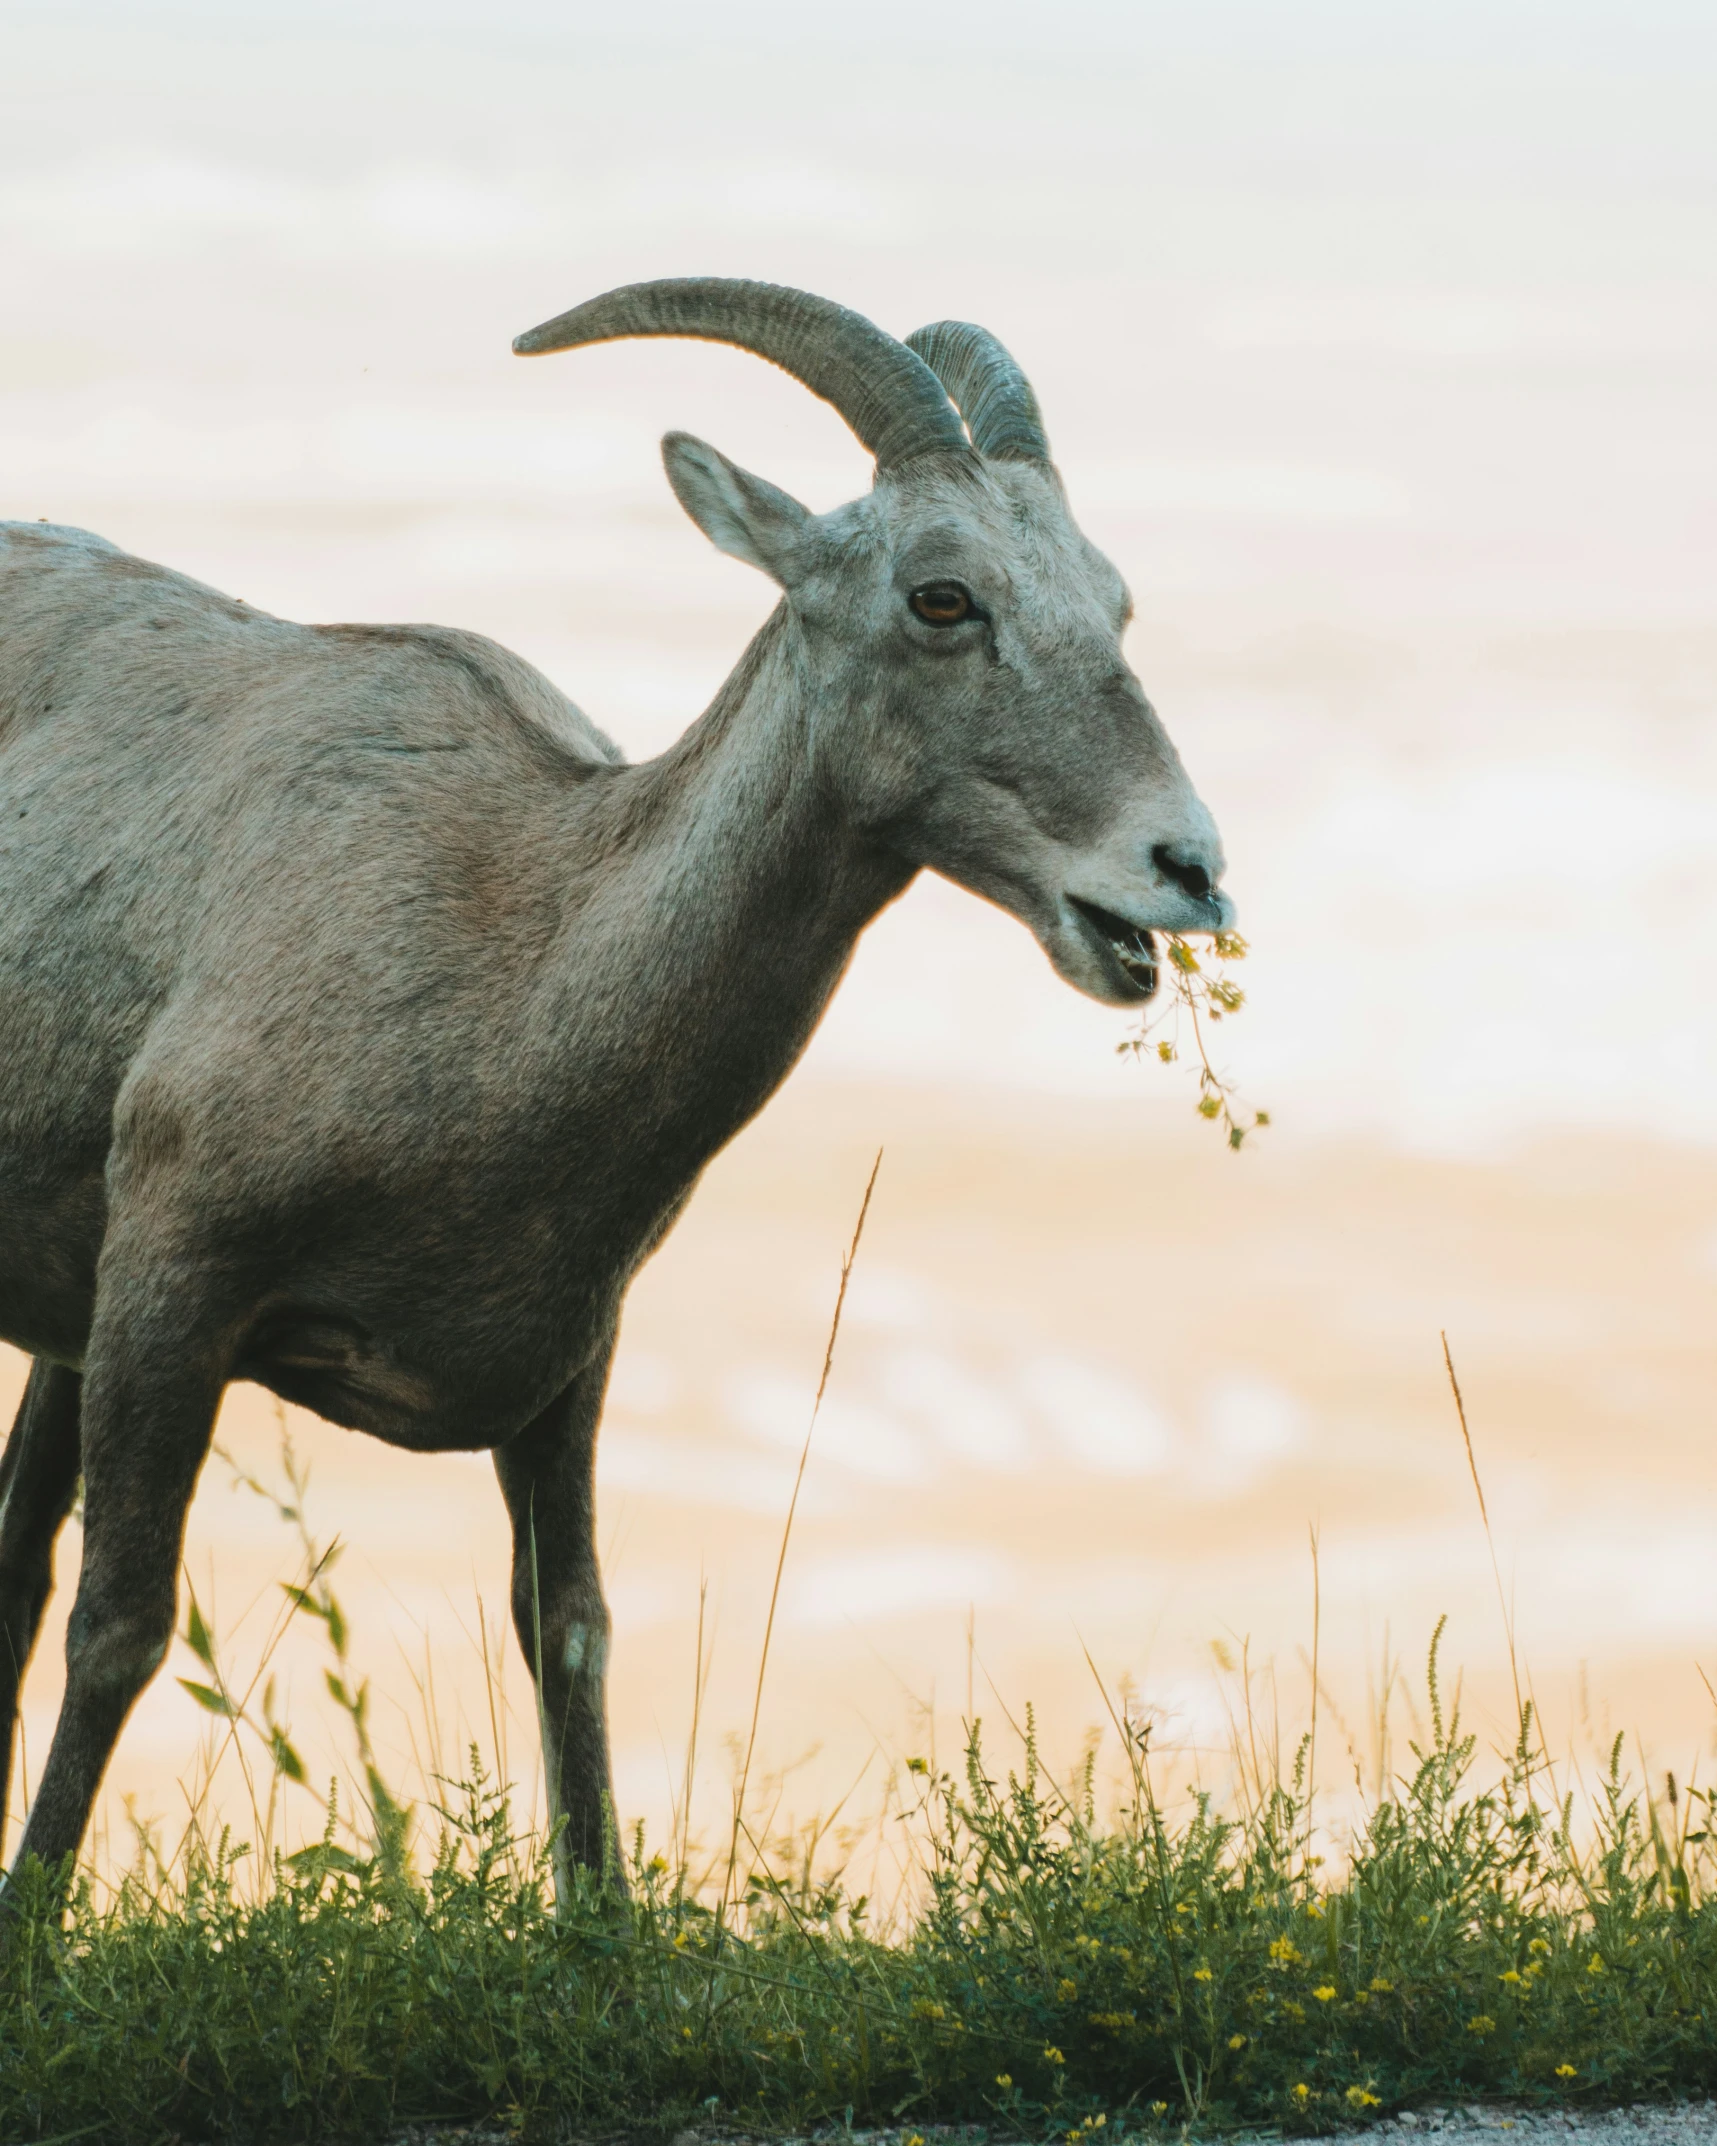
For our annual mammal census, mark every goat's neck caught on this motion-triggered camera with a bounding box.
[553,612,910,1166]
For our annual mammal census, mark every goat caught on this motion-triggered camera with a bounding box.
[0,279,1231,1897]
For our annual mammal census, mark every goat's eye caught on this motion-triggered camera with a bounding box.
[909,582,974,626]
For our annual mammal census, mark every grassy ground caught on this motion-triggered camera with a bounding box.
[6,1618,1717,2146]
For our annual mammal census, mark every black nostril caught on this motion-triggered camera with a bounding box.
[1151,843,1213,902]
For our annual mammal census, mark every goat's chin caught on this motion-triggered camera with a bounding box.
[1041,917,1161,1007]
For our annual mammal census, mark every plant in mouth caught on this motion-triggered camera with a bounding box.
[1119,929,1268,1149]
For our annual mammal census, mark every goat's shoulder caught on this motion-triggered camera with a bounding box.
[308,620,625,772]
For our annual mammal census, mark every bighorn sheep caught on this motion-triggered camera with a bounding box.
[0,279,1231,1896]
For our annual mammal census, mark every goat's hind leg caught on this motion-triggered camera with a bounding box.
[4,1271,225,1894]
[0,1362,82,1851]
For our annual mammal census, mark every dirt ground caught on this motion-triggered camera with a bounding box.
[1369,2114,1717,2144]
[382,2108,1717,2146]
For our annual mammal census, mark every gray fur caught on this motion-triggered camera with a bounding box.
[0,285,1229,1899]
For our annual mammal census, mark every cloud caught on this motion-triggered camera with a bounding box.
[785,1545,1015,1628]
[724,1367,930,1485]
[879,1344,1033,1474]
[1020,1354,1178,1477]
[597,1426,834,1515]
[1197,1375,1306,1492]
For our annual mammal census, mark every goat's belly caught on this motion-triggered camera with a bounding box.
[236,1312,553,1453]
[0,1164,105,1365]
[0,1278,91,1369]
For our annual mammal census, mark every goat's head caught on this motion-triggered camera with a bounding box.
[515,279,1231,1005]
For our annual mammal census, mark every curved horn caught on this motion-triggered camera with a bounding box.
[905,320,1051,463]
[513,277,969,470]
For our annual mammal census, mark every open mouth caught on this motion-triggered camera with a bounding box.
[1068,896,1160,999]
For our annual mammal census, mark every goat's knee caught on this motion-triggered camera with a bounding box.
[511,1576,609,1694]
[63,1595,174,1711]
[556,1605,610,1689]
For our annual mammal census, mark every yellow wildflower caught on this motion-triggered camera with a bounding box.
[1500,1970,1523,1985]
[1370,1976,1394,1993]
[1193,1967,1213,1983]
[1269,1936,1304,1965]
[1555,2065,1577,2080]
[1530,1938,1551,1956]
[911,1999,946,2021]
[996,2074,1013,2090]
[1313,1985,1337,2003]
[1347,2088,1382,2109]
[1151,2104,1170,2119]
[1044,2046,1066,2065]
[1468,2015,1497,2036]
[1058,1978,1078,2002]
[1229,2033,1247,2050]
[1587,1953,1605,1975]
[1291,2084,1311,2105]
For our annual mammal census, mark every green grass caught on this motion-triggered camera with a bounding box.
[6,1620,1717,2144]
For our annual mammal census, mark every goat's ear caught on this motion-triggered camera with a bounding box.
[662,431,812,586]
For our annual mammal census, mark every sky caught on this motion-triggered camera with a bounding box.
[3,0,1716,1863]
[6,0,1714,1149]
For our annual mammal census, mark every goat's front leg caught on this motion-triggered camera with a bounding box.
[0,1362,84,1850]
[494,1328,619,1899]
[2,1287,223,1898]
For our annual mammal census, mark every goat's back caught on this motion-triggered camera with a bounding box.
[0,521,620,763]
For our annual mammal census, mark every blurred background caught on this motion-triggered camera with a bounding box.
[3,0,1715,1870]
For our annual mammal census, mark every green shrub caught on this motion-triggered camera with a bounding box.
[5,1622,1717,2143]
